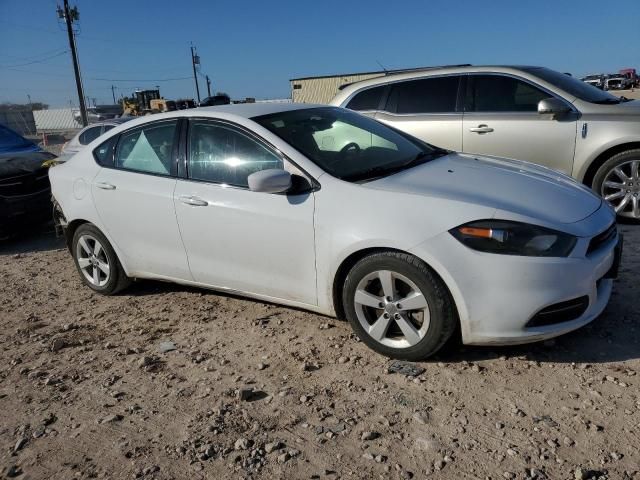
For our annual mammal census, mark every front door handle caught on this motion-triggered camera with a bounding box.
[178,195,208,207]
[95,182,116,190]
[469,125,494,134]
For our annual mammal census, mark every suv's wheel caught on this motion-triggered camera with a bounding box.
[593,149,640,221]
[72,224,130,295]
[342,252,457,360]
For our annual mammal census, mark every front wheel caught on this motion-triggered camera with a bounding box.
[342,252,457,360]
[593,149,640,222]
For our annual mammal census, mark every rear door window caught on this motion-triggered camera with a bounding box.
[385,76,460,114]
[114,120,178,175]
[345,85,386,111]
[466,75,549,112]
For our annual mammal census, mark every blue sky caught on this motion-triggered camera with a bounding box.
[1,0,639,107]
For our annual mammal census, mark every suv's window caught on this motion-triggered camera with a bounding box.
[466,75,549,112]
[79,126,102,145]
[114,120,177,175]
[346,85,385,111]
[188,121,283,188]
[385,76,459,114]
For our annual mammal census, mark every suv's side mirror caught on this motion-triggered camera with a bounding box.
[248,169,292,194]
[538,97,571,115]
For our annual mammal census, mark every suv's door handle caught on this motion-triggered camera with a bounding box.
[469,125,494,134]
[178,195,208,207]
[95,182,116,190]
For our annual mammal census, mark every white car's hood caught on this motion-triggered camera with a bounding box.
[365,153,602,224]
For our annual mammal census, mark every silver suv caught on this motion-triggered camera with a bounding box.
[330,66,640,220]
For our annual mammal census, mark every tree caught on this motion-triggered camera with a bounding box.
[0,102,49,112]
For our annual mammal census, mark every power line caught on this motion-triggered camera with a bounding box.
[0,47,69,61]
[0,50,69,68]
[87,76,192,82]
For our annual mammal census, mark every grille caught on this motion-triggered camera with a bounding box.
[587,223,617,255]
[526,296,589,328]
[0,168,50,198]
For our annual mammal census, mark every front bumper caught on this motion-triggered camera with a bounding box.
[410,222,619,346]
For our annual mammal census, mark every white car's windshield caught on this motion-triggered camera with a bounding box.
[253,107,446,181]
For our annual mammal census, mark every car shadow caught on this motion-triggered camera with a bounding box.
[0,224,66,256]
[435,289,638,365]
[123,276,639,365]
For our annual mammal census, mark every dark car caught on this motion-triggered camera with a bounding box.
[199,94,231,107]
[0,125,55,238]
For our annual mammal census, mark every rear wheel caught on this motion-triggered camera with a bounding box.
[342,252,457,360]
[72,224,130,295]
[593,149,640,221]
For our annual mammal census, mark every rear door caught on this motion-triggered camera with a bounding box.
[91,119,192,280]
[461,74,578,174]
[373,75,463,150]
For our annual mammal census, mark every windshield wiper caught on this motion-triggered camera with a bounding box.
[343,149,448,182]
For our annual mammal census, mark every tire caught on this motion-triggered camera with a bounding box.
[71,224,131,295]
[342,252,457,360]
[592,149,640,222]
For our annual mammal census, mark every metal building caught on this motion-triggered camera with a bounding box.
[290,66,455,104]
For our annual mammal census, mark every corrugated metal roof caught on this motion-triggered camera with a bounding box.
[33,108,82,132]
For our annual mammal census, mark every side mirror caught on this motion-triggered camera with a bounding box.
[538,97,571,115]
[248,169,292,194]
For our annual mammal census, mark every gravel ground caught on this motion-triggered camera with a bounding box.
[0,223,639,480]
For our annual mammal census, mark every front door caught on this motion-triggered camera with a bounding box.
[462,74,578,174]
[173,119,317,305]
[91,119,191,280]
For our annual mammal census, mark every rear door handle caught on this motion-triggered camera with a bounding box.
[178,195,208,207]
[95,182,116,190]
[469,125,494,134]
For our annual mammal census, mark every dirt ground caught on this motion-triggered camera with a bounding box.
[0,222,639,480]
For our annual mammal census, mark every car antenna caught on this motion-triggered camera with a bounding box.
[375,60,389,74]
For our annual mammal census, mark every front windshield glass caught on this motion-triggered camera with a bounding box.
[253,107,442,181]
[525,67,622,103]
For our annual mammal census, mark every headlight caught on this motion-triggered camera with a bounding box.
[450,220,577,257]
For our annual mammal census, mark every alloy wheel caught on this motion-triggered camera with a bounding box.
[601,159,640,219]
[76,234,110,287]
[353,270,430,348]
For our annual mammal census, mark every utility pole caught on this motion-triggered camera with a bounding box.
[57,0,88,126]
[111,85,116,104]
[190,44,201,103]
[27,94,32,110]
[206,75,212,97]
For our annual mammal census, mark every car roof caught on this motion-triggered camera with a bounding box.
[81,103,333,138]
[195,102,326,118]
[333,65,547,97]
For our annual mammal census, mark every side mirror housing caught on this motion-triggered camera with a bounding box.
[538,97,571,115]
[248,169,292,194]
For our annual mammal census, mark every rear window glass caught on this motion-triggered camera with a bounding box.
[79,126,102,145]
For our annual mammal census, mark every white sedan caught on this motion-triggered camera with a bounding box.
[49,104,622,359]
